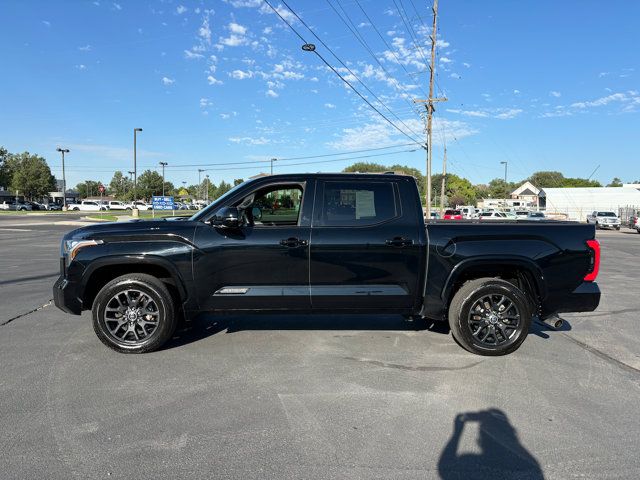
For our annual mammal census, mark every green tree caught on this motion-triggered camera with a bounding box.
[9,152,56,199]
[606,177,623,187]
[109,171,132,200]
[137,170,164,200]
[75,180,104,198]
[233,178,244,186]
[528,171,565,188]
[0,146,11,188]
[212,180,232,200]
[343,162,388,173]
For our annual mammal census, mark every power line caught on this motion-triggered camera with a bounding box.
[327,0,422,117]
[392,0,429,66]
[159,148,420,173]
[354,0,429,98]
[264,0,423,145]
[279,0,424,141]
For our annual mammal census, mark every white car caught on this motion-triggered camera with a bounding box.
[67,200,107,212]
[126,201,153,210]
[106,201,129,211]
[586,211,621,230]
[478,211,510,220]
[0,200,32,211]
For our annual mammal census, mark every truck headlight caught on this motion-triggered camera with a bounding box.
[63,239,103,265]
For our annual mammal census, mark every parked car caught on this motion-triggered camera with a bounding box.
[125,201,153,210]
[586,211,621,230]
[515,210,530,219]
[54,173,601,357]
[479,211,509,220]
[106,201,129,211]
[66,200,108,212]
[527,212,546,221]
[46,203,63,211]
[443,209,463,220]
[24,201,45,210]
[0,200,32,211]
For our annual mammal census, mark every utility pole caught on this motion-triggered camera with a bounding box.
[501,161,508,183]
[413,0,446,219]
[159,162,168,196]
[56,147,69,210]
[440,142,447,215]
[270,158,276,175]
[133,128,142,203]
[205,175,210,202]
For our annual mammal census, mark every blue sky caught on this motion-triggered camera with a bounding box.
[1,0,638,190]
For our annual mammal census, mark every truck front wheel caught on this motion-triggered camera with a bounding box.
[448,278,532,356]
[92,273,177,353]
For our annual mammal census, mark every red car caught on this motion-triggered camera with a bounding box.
[443,209,463,220]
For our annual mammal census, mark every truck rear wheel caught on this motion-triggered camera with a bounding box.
[448,278,532,356]
[92,273,177,353]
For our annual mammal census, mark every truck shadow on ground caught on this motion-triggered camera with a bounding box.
[165,314,449,350]
[165,314,569,350]
[438,408,544,480]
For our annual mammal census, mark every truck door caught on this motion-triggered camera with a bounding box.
[309,178,422,311]
[193,180,314,311]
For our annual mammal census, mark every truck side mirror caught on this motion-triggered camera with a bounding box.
[213,206,240,228]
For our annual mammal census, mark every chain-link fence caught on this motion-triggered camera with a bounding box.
[618,205,640,227]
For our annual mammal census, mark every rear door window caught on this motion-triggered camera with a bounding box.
[317,180,398,227]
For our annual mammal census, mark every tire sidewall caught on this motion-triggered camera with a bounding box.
[452,281,531,356]
[92,277,174,353]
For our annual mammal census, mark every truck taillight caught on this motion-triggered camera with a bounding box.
[584,239,600,282]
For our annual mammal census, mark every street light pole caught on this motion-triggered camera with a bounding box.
[500,161,508,201]
[270,158,276,175]
[205,175,210,202]
[133,128,143,202]
[159,162,168,196]
[198,168,204,200]
[56,147,69,210]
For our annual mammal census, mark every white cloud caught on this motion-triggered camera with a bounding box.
[42,20,51,27]
[230,69,253,80]
[199,18,212,44]
[446,107,523,120]
[207,75,223,85]
[263,26,272,34]
[229,22,247,35]
[184,49,204,59]
[439,57,452,64]
[513,89,520,94]
[220,113,231,120]
[571,92,627,108]
[358,22,370,28]
[78,44,92,51]
[462,62,471,68]
[176,5,187,14]
[449,73,461,79]
[75,64,87,70]
[550,91,561,98]
[112,2,122,10]
[324,103,336,109]
[328,118,475,151]
[199,98,213,108]
[228,0,261,7]
[161,76,175,86]
[229,136,270,145]
[266,89,279,98]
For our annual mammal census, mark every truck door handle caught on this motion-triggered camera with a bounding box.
[280,237,308,248]
[385,237,413,247]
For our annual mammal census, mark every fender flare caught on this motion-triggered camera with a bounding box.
[80,254,189,302]
[441,255,547,304]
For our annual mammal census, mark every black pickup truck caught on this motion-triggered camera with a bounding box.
[53,173,601,356]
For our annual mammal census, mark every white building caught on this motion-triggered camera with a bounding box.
[510,181,540,207]
[539,187,640,221]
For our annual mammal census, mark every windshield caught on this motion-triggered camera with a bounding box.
[597,212,616,217]
[190,178,254,221]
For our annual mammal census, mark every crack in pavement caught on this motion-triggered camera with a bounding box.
[1,300,53,326]
[344,356,484,372]
[561,332,640,376]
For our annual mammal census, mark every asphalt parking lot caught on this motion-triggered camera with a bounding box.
[1,218,639,479]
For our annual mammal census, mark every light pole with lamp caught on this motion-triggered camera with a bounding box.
[133,128,143,203]
[159,162,168,196]
[56,147,69,210]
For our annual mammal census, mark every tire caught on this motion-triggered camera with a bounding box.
[73,207,79,211]
[615,226,620,231]
[448,278,532,356]
[92,273,177,353]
